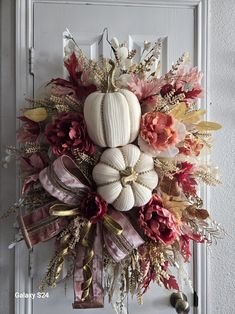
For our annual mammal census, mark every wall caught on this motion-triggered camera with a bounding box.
[0,1,234,313]
[208,1,235,313]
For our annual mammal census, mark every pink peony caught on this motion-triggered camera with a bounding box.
[139,195,179,244]
[45,112,95,157]
[138,112,186,157]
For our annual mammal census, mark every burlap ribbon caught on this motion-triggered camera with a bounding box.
[18,155,144,309]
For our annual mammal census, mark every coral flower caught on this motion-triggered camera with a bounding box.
[138,111,186,157]
[179,134,204,157]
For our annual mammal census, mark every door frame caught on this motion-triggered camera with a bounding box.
[15,1,209,313]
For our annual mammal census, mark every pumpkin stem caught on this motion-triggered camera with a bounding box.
[121,167,138,186]
[107,59,118,92]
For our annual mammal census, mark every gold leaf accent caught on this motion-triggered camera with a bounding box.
[161,193,189,221]
[169,102,187,120]
[24,107,48,122]
[170,102,206,124]
[195,121,222,131]
[154,158,179,179]
[195,169,221,186]
[182,109,207,124]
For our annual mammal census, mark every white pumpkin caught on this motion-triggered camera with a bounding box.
[84,60,141,148]
[92,144,158,211]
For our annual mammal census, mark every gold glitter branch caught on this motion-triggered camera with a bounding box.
[194,169,221,186]
[40,232,71,290]
[154,159,179,179]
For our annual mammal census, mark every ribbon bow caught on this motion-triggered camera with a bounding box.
[18,155,144,309]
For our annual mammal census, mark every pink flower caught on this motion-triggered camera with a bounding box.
[139,195,179,244]
[45,112,95,157]
[127,74,163,106]
[138,112,186,157]
[160,67,203,104]
[174,67,203,96]
[17,117,40,143]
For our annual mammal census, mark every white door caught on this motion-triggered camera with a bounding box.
[15,1,208,314]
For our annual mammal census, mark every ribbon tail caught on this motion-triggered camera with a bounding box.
[73,223,104,309]
[18,202,69,249]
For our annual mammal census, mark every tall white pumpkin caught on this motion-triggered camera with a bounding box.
[92,144,158,211]
[84,60,141,148]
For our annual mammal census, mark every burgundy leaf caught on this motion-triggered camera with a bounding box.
[162,275,179,291]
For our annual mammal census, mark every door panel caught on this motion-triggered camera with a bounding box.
[25,1,197,313]
[33,2,194,92]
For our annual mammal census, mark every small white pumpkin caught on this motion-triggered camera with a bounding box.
[92,144,158,211]
[84,60,141,148]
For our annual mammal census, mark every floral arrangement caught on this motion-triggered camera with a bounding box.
[3,31,224,312]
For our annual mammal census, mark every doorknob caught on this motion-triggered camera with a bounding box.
[170,292,190,313]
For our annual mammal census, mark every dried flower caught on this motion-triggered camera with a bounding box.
[45,112,95,157]
[139,194,179,244]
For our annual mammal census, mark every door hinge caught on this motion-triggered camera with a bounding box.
[29,47,35,75]
[194,291,199,307]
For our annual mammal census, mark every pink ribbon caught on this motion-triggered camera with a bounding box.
[73,223,104,309]
[18,202,68,249]
[39,155,90,205]
[104,208,144,262]
[19,155,144,309]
